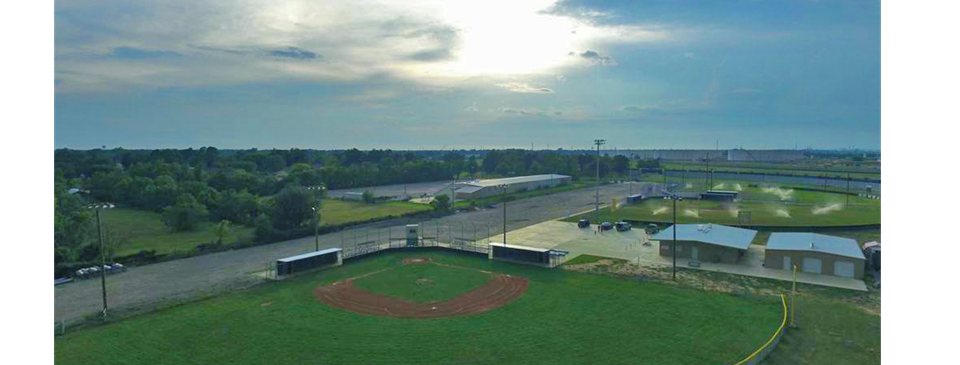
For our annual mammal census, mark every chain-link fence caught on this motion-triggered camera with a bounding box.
[338,219,506,260]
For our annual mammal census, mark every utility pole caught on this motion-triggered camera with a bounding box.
[594,139,606,222]
[672,195,679,280]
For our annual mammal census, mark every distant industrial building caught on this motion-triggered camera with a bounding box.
[764,233,866,279]
[610,149,805,162]
[452,174,571,199]
[652,224,758,264]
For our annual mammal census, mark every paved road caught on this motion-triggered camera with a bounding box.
[54,182,650,324]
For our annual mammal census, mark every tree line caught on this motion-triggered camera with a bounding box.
[54,147,660,272]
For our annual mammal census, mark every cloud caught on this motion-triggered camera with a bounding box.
[111,46,183,60]
[403,25,460,62]
[54,0,677,93]
[464,102,480,112]
[270,47,319,60]
[578,50,617,66]
[497,82,554,93]
[497,107,564,117]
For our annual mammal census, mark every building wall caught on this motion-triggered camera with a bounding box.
[763,249,865,279]
[658,240,744,264]
[727,149,805,162]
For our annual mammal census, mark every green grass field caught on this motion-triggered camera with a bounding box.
[110,200,431,256]
[567,183,880,227]
[106,208,255,257]
[55,251,783,365]
[320,199,432,227]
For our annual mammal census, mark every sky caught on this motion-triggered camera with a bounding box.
[54,0,880,150]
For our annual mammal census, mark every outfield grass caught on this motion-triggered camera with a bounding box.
[55,251,783,365]
[110,200,431,256]
[764,296,880,365]
[565,184,880,227]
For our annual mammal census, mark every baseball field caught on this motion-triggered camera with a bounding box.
[55,251,783,365]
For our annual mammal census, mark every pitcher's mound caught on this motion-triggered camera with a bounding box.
[403,257,430,265]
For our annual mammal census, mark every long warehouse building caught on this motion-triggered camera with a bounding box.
[453,174,571,199]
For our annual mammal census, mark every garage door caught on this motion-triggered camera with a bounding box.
[834,261,855,278]
[802,258,822,274]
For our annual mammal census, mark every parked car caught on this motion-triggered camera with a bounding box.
[615,222,632,231]
[577,219,590,228]
[645,224,660,234]
[600,222,613,231]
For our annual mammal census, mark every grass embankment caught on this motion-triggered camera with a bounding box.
[55,251,782,365]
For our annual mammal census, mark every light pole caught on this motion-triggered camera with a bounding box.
[307,185,326,251]
[499,184,508,245]
[594,139,605,223]
[661,192,682,280]
[86,202,115,319]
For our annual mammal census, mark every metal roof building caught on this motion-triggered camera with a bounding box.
[766,233,865,260]
[764,233,866,279]
[452,174,572,199]
[651,224,757,264]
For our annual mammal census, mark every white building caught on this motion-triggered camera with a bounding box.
[452,174,571,199]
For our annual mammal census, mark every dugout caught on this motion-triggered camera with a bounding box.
[488,242,554,267]
[276,248,343,276]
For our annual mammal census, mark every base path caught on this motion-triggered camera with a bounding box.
[315,274,528,319]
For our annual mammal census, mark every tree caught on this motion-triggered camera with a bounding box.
[362,190,375,204]
[270,186,314,231]
[213,220,231,244]
[162,194,209,231]
[211,190,260,226]
[612,155,630,176]
[466,155,479,177]
[54,189,94,260]
[431,194,451,211]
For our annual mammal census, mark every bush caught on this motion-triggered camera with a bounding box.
[162,194,210,231]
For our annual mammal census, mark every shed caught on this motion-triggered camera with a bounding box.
[764,233,866,279]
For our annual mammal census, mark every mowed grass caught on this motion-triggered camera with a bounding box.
[561,254,627,266]
[320,199,432,227]
[566,185,879,227]
[764,296,880,365]
[106,208,255,257]
[109,200,431,256]
[353,263,492,303]
[55,251,783,365]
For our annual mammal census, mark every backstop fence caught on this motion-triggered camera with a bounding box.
[338,219,501,260]
[729,294,789,365]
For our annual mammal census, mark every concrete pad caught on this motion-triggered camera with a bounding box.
[493,219,868,292]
